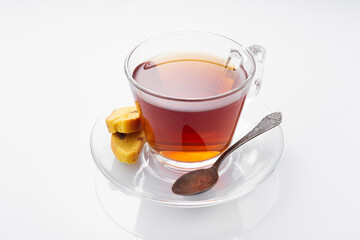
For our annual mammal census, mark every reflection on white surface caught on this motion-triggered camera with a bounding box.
[95,169,279,240]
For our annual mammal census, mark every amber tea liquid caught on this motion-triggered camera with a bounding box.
[132,54,248,162]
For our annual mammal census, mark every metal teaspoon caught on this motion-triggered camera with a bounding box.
[172,112,282,196]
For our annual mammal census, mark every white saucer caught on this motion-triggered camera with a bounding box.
[90,99,284,208]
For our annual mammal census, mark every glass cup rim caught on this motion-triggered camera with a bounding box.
[124,31,256,102]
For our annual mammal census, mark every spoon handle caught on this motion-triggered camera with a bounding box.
[212,112,282,170]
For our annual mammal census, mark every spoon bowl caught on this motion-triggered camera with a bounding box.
[172,168,219,195]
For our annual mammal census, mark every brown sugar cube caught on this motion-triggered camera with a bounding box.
[106,106,141,133]
[110,131,145,164]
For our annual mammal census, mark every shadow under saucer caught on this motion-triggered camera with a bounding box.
[94,169,279,240]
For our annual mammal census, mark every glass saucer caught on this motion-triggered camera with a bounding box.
[90,99,284,208]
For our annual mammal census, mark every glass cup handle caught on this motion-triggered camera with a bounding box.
[247,44,266,97]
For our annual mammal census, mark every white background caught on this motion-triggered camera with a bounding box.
[1,0,360,239]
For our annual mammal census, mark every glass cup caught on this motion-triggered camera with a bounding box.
[125,32,265,170]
